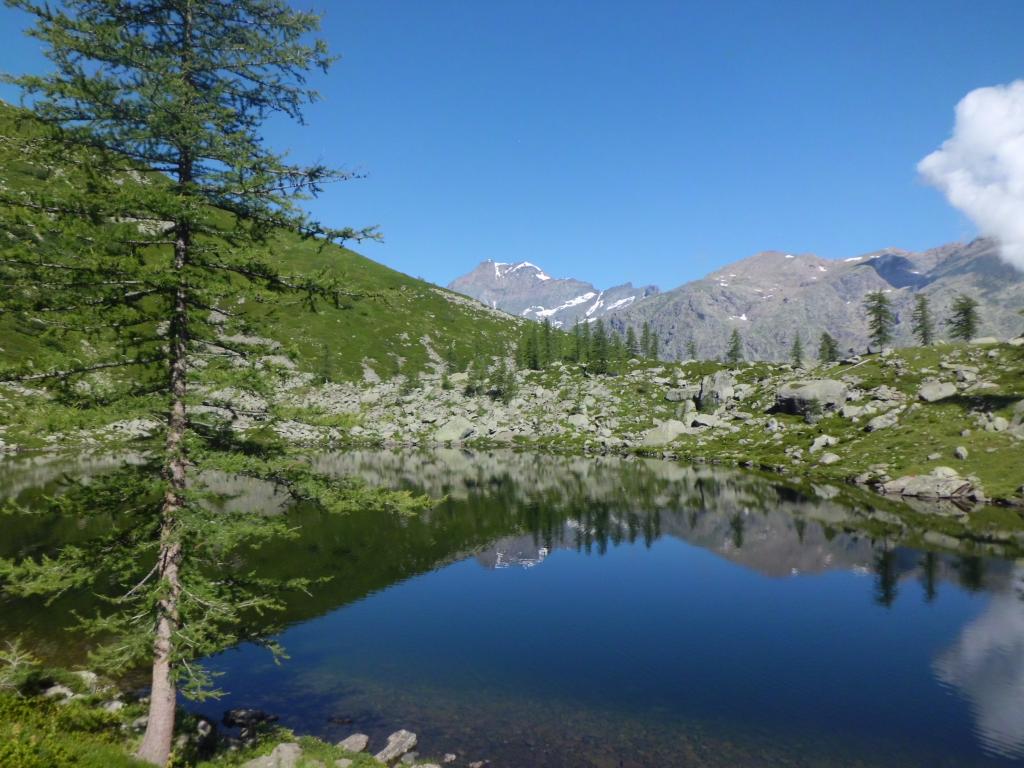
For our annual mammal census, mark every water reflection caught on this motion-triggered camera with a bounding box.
[935,566,1024,759]
[4,449,1024,766]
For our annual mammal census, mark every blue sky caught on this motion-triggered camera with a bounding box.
[2,1,1023,290]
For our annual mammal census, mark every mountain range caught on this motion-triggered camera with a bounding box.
[448,238,1024,360]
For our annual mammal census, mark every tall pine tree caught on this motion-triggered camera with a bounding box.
[864,291,896,349]
[818,332,839,363]
[947,293,980,341]
[911,294,935,346]
[726,328,743,365]
[0,2,423,764]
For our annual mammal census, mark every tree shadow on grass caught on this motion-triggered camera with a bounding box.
[934,393,1024,413]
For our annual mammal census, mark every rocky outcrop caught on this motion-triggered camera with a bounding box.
[374,729,418,764]
[882,468,974,500]
[698,371,735,410]
[775,380,847,416]
[918,382,957,402]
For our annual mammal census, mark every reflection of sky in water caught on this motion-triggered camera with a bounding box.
[935,567,1024,758]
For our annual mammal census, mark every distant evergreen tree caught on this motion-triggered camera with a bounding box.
[640,321,652,358]
[490,358,517,403]
[650,331,660,360]
[947,293,980,341]
[911,294,935,346]
[519,325,542,370]
[610,330,627,372]
[726,328,743,365]
[590,319,610,374]
[818,332,839,363]
[541,318,554,366]
[864,291,896,349]
[686,338,698,360]
[790,333,804,367]
[465,356,489,395]
[625,326,639,357]
[581,320,592,363]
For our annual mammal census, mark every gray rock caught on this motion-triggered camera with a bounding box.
[641,419,695,446]
[690,413,723,429]
[697,371,735,410]
[882,468,972,499]
[567,413,591,430]
[809,434,838,453]
[43,684,73,699]
[775,380,847,416]
[918,382,957,402]
[375,730,418,764]
[819,452,841,465]
[665,385,700,402]
[434,416,476,443]
[241,743,303,768]
[335,760,353,768]
[955,445,969,460]
[865,408,902,432]
[337,734,369,753]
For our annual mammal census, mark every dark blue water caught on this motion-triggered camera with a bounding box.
[188,451,1024,768]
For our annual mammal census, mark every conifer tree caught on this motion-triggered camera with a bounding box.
[640,321,652,358]
[726,328,743,365]
[540,318,554,367]
[625,326,639,357]
[818,332,839,363]
[581,319,592,363]
[947,293,980,341]
[590,319,610,374]
[911,294,935,346]
[650,330,659,360]
[864,291,896,349]
[791,333,804,367]
[686,338,698,360]
[0,3,423,764]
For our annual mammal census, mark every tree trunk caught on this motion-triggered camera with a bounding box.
[136,219,189,766]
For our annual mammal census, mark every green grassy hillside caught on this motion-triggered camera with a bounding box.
[0,102,519,384]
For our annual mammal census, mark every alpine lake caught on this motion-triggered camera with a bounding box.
[3,449,1024,768]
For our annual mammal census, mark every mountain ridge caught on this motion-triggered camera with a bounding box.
[449,240,1024,360]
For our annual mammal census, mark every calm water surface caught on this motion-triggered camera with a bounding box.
[4,449,1024,767]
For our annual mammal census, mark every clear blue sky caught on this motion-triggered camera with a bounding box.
[2,1,1022,290]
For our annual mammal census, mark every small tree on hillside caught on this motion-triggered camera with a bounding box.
[649,330,660,360]
[640,321,652,358]
[589,319,610,374]
[864,291,896,349]
[818,332,839,363]
[947,293,980,341]
[726,328,744,365]
[791,333,804,367]
[540,318,554,366]
[686,338,698,360]
[911,294,935,346]
[625,326,639,357]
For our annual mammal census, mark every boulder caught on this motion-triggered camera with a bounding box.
[566,413,591,430]
[865,409,900,432]
[882,468,972,499]
[819,452,841,465]
[337,734,369,753]
[969,336,1000,345]
[434,416,475,443]
[918,382,957,402]
[690,413,723,429]
[665,385,699,402]
[641,419,695,446]
[375,730,418,764]
[241,743,302,768]
[809,435,838,454]
[775,380,847,416]
[697,371,735,410]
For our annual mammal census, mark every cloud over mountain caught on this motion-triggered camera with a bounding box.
[919,81,1024,272]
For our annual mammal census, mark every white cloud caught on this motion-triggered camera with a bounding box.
[918,80,1024,271]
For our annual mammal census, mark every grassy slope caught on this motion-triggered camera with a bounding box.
[0,102,519,385]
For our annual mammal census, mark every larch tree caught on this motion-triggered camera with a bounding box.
[818,332,839,363]
[911,294,935,346]
[864,291,896,349]
[0,2,423,765]
[790,333,804,367]
[947,293,980,341]
[625,326,639,358]
[726,328,743,365]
